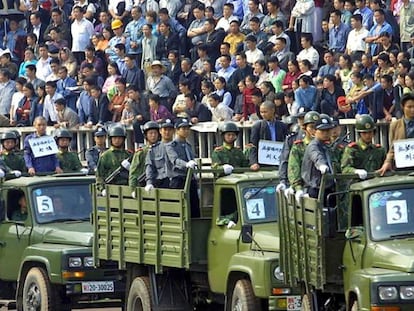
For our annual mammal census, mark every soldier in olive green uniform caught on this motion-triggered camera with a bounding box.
[55,128,83,173]
[96,126,131,193]
[129,121,160,190]
[341,114,386,179]
[212,122,249,175]
[288,111,320,194]
[0,131,26,172]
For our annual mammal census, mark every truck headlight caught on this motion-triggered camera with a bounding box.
[273,266,284,281]
[68,257,82,268]
[83,256,94,267]
[378,286,398,300]
[400,286,414,300]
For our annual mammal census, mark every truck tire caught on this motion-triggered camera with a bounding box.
[126,276,152,311]
[301,293,312,311]
[230,279,261,311]
[22,267,54,311]
[351,300,359,311]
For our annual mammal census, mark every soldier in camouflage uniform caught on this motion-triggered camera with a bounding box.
[55,128,83,172]
[85,127,108,173]
[145,119,175,190]
[277,107,308,191]
[0,131,26,172]
[341,114,386,179]
[288,111,320,196]
[96,126,131,194]
[211,122,249,175]
[129,121,160,191]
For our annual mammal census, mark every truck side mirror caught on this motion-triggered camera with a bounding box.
[345,226,364,241]
[241,224,252,243]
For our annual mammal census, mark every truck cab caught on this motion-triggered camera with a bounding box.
[0,175,124,310]
[343,174,414,310]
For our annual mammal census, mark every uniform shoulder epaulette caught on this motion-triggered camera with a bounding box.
[214,146,223,151]
[337,144,345,149]
[375,144,382,148]
[348,142,358,148]
[293,139,303,145]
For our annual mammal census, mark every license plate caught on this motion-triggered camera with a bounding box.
[82,281,114,293]
[287,296,301,311]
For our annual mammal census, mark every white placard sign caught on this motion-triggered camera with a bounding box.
[29,136,58,158]
[394,139,414,168]
[36,196,54,214]
[246,199,265,220]
[258,140,283,165]
[386,200,408,225]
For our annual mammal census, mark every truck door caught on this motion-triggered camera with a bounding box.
[208,187,240,293]
[0,189,32,281]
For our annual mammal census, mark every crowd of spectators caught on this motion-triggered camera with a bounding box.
[0,0,414,147]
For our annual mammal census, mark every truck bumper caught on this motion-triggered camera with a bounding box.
[268,295,301,311]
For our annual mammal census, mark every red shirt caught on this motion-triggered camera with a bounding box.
[242,87,260,120]
[282,71,301,92]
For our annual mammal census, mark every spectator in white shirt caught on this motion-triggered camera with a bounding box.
[244,35,264,66]
[108,0,133,22]
[43,80,64,124]
[208,93,233,121]
[71,6,94,64]
[296,33,320,71]
[45,58,60,82]
[216,3,239,32]
[35,44,51,81]
[346,14,369,61]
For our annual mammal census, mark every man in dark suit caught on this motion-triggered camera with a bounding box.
[179,58,201,98]
[27,12,47,43]
[156,22,180,61]
[166,50,182,87]
[89,85,112,126]
[204,18,226,65]
[56,66,78,111]
[249,101,287,170]
[378,93,414,175]
[122,55,145,91]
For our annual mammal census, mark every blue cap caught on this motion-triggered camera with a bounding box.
[94,127,107,137]
[175,118,192,129]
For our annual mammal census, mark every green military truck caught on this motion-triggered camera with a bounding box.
[0,174,124,310]
[93,169,303,310]
[278,173,414,310]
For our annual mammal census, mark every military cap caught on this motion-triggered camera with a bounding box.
[94,127,107,137]
[161,119,174,128]
[175,118,192,129]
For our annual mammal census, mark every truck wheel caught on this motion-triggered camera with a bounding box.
[351,300,359,311]
[301,293,312,311]
[230,279,261,311]
[126,276,152,311]
[22,267,54,311]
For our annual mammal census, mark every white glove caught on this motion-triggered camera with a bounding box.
[284,187,295,198]
[227,220,236,229]
[355,169,368,179]
[145,184,154,192]
[80,168,89,174]
[101,189,106,197]
[186,160,197,169]
[295,189,304,204]
[131,191,136,199]
[11,170,21,177]
[0,169,5,178]
[121,159,131,171]
[223,164,234,175]
[276,183,286,192]
[319,164,329,174]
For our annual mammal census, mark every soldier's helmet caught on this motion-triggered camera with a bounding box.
[303,111,321,125]
[9,130,21,140]
[108,126,127,138]
[143,121,160,133]
[220,122,239,134]
[160,119,174,128]
[315,114,335,130]
[356,114,376,132]
[295,107,310,118]
[54,128,72,140]
[0,131,18,143]
[283,115,297,126]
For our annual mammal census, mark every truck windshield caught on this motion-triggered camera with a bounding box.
[369,188,414,240]
[241,185,277,223]
[31,184,92,224]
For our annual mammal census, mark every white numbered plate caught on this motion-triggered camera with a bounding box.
[82,281,114,293]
